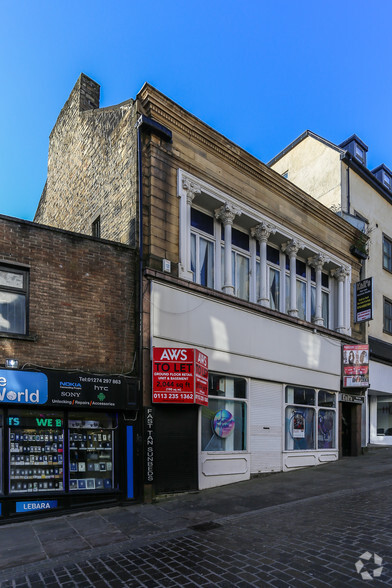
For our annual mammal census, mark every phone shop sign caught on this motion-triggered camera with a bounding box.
[0,370,48,405]
[152,348,208,405]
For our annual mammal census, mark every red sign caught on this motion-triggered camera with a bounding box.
[152,348,208,405]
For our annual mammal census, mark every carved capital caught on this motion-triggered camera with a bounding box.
[215,202,242,226]
[308,254,330,272]
[282,239,304,257]
[251,222,276,243]
[182,178,201,204]
[333,266,350,282]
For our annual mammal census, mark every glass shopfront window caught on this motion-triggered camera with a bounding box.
[201,374,247,452]
[376,397,392,436]
[285,387,336,451]
[8,410,64,494]
[68,412,117,491]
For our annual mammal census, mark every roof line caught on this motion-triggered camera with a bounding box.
[266,130,344,167]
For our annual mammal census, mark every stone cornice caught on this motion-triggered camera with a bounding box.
[136,84,364,244]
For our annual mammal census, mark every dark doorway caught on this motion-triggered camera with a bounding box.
[154,405,198,494]
[340,402,362,457]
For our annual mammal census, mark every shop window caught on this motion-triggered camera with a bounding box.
[8,410,64,494]
[383,236,392,273]
[68,412,117,491]
[376,397,392,436]
[201,374,247,452]
[0,265,28,335]
[285,386,336,451]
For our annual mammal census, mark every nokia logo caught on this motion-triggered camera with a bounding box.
[60,382,82,388]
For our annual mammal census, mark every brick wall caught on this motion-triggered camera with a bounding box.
[0,216,137,373]
[35,74,138,246]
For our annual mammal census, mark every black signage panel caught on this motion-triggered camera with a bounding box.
[355,277,373,323]
[44,371,139,411]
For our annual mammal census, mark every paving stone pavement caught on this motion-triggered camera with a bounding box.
[1,449,392,586]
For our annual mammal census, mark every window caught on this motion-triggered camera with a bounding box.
[181,173,342,331]
[201,374,247,452]
[285,386,336,451]
[354,144,365,164]
[384,298,392,334]
[383,236,392,273]
[384,174,391,189]
[376,397,392,436]
[191,209,215,288]
[222,227,250,301]
[0,266,28,334]
[92,216,101,238]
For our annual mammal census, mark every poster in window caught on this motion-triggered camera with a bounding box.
[342,344,369,387]
[292,412,305,438]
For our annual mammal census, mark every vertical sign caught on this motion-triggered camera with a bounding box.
[152,348,208,405]
[343,344,369,387]
[145,408,154,483]
[195,350,208,406]
[355,278,373,323]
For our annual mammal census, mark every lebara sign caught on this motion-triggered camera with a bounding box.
[152,348,208,405]
[0,370,48,405]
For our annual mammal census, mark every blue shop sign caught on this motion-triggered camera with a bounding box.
[0,370,48,405]
[16,500,58,513]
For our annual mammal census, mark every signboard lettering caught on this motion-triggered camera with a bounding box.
[355,278,373,323]
[0,371,48,405]
[152,348,208,405]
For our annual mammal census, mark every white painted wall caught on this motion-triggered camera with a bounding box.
[151,282,342,391]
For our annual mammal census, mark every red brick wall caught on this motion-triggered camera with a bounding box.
[0,216,137,374]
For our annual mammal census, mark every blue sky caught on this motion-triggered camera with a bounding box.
[1,0,392,220]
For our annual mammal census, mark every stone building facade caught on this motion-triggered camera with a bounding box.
[35,74,366,497]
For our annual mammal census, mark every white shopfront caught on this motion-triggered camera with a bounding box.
[368,360,392,445]
[151,281,342,490]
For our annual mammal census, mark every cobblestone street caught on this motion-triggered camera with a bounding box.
[1,450,392,587]
[1,484,392,586]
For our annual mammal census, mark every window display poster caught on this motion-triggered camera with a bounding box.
[343,344,369,388]
[292,412,305,438]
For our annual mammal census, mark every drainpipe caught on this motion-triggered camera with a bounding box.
[135,114,172,400]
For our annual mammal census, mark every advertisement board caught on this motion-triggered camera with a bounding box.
[343,344,369,388]
[152,348,208,405]
[0,370,138,410]
[354,278,373,323]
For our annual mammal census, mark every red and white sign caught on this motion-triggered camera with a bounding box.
[152,348,208,405]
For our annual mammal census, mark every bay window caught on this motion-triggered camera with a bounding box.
[181,171,349,333]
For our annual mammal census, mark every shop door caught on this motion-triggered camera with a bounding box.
[153,405,198,493]
[340,402,362,457]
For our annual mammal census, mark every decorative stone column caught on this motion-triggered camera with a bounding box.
[309,254,329,326]
[334,266,350,333]
[215,202,242,295]
[181,177,201,279]
[282,239,304,317]
[251,222,276,306]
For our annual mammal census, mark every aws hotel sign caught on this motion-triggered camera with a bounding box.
[0,370,48,405]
